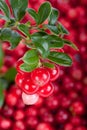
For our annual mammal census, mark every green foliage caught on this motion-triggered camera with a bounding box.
[49,7,59,25]
[27,8,38,23]
[23,49,39,65]
[20,63,37,72]
[57,22,69,35]
[5,68,17,81]
[0,0,10,19]
[0,85,4,107]
[0,1,78,75]
[0,78,8,107]
[0,28,21,49]
[10,0,28,20]
[37,2,51,24]
[43,62,55,68]
[0,44,4,68]
[18,24,30,38]
[47,51,72,66]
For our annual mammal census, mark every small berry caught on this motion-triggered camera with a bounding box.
[31,67,50,86]
[22,92,39,105]
[15,73,24,87]
[21,78,39,94]
[47,65,59,81]
[38,82,54,97]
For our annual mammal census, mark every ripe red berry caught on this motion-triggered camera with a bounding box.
[56,109,69,123]
[21,78,39,94]
[70,101,85,115]
[31,67,50,86]
[36,122,53,130]
[15,73,24,87]
[13,110,24,120]
[64,123,73,130]
[38,82,54,97]
[47,65,59,81]
[16,59,30,77]
[0,118,12,129]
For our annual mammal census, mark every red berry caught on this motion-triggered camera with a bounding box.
[14,110,24,120]
[38,82,54,97]
[64,123,73,130]
[70,101,85,115]
[36,123,53,130]
[16,59,30,76]
[0,118,12,129]
[47,65,59,81]
[6,93,18,107]
[15,73,24,87]
[56,109,69,123]
[21,78,39,94]
[31,67,50,86]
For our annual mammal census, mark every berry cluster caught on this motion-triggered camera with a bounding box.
[15,59,59,105]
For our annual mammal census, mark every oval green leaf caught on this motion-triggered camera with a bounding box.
[37,2,51,24]
[47,51,72,66]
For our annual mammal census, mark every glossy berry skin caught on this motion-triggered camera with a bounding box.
[22,92,39,105]
[0,118,12,129]
[31,67,50,86]
[64,123,73,130]
[70,101,85,115]
[21,78,39,94]
[56,109,69,123]
[38,82,54,97]
[15,73,24,87]
[36,123,53,130]
[16,59,30,77]
[47,65,59,81]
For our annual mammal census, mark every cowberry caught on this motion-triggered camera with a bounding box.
[21,78,39,94]
[31,67,50,86]
[47,65,59,81]
[38,82,54,97]
[16,59,30,77]
[22,92,39,105]
[15,73,24,87]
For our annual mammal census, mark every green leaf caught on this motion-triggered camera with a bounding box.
[45,24,59,34]
[10,0,28,20]
[0,14,9,21]
[0,85,4,107]
[34,39,50,58]
[57,22,69,35]
[31,31,48,45]
[63,39,79,50]
[0,0,10,19]
[0,28,21,49]
[18,24,30,38]
[0,44,4,68]
[0,78,8,89]
[38,2,51,24]
[7,18,16,27]
[43,62,54,68]
[23,49,39,65]
[27,8,38,23]
[47,51,72,66]
[45,35,64,48]
[4,68,17,81]
[49,7,59,25]
[20,63,37,72]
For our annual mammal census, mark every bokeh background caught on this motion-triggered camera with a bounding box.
[0,0,87,130]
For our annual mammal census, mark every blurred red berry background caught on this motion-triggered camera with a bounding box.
[0,0,87,130]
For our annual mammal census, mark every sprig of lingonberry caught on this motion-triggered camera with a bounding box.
[0,0,78,105]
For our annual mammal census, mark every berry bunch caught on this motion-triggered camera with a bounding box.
[15,59,59,105]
